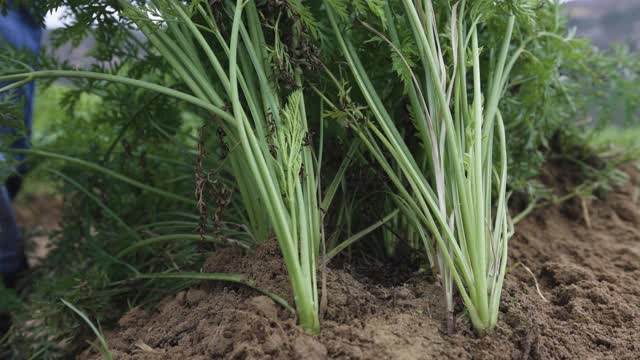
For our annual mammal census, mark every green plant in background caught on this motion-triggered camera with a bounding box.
[0,19,215,351]
[2,1,269,355]
[4,79,216,356]
[498,0,640,190]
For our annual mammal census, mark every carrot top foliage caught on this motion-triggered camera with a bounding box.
[0,0,639,356]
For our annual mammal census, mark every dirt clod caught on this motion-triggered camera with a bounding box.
[247,296,279,321]
[292,337,327,360]
[185,289,207,306]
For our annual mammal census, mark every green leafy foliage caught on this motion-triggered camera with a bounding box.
[0,0,639,356]
[0,6,231,354]
[5,81,214,357]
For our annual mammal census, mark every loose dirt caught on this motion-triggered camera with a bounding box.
[80,166,640,359]
[14,192,62,266]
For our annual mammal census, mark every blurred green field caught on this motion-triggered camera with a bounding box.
[17,84,100,196]
[23,83,202,196]
[591,126,640,149]
[32,84,101,143]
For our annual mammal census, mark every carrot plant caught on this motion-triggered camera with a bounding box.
[114,0,324,333]
[1,0,326,333]
[3,1,639,356]
[325,0,521,334]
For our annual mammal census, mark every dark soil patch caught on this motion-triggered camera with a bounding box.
[80,168,640,359]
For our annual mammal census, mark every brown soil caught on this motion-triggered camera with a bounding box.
[80,167,640,360]
[15,192,63,266]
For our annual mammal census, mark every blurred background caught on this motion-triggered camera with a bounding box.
[567,0,640,50]
[41,1,640,66]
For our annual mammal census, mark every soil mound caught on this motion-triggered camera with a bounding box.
[80,168,640,359]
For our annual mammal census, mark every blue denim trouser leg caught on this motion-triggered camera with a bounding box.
[0,187,21,274]
[0,7,42,275]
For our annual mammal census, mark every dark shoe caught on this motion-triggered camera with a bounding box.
[0,274,18,293]
[0,255,27,351]
[4,175,23,202]
[0,254,28,290]
[0,274,17,348]
[0,314,10,341]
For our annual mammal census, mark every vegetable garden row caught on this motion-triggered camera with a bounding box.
[1,0,639,358]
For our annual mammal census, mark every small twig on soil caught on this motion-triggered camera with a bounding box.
[512,263,548,303]
[134,340,164,354]
[581,197,592,229]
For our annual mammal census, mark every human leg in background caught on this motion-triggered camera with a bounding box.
[0,186,24,289]
[0,5,42,287]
